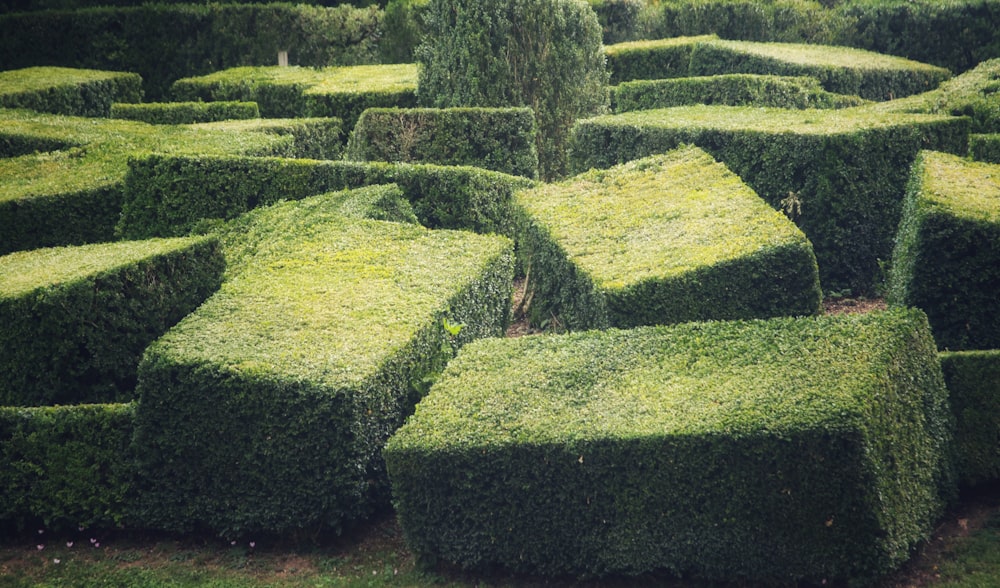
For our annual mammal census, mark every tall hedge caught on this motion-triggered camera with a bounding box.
[0,4,382,99]
[416,0,608,179]
[940,350,1000,487]
[0,67,142,117]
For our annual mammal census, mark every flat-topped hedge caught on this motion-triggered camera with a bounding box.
[346,107,538,178]
[604,35,718,84]
[688,39,951,101]
[171,64,419,128]
[132,193,514,537]
[569,105,970,294]
[970,134,1000,163]
[109,101,259,125]
[887,151,1000,351]
[0,403,135,533]
[611,74,867,112]
[385,308,954,582]
[0,67,142,117]
[0,236,224,407]
[515,147,821,330]
[940,350,1000,487]
[0,109,338,255]
[118,154,532,241]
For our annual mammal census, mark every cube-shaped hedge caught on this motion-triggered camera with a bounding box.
[346,107,539,178]
[0,236,224,407]
[611,74,867,113]
[109,101,260,125]
[385,308,954,582]
[604,35,717,84]
[940,350,1000,487]
[569,105,969,294]
[132,197,514,537]
[516,147,821,330]
[0,67,142,117]
[688,39,951,101]
[970,134,1000,164]
[887,150,1000,351]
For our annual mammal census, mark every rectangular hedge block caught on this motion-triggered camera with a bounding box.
[688,39,951,101]
[346,107,539,178]
[940,350,1000,487]
[0,67,142,117]
[109,101,260,125]
[569,105,969,294]
[970,134,1000,163]
[887,151,1000,351]
[604,35,718,84]
[611,74,868,113]
[515,146,821,330]
[0,403,135,533]
[303,64,419,129]
[0,236,225,407]
[132,196,514,537]
[385,308,954,583]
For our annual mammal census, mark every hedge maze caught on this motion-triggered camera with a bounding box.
[2,0,1000,584]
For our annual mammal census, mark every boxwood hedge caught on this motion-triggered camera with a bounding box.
[970,134,1000,163]
[569,105,970,294]
[346,107,538,178]
[109,101,259,125]
[604,35,718,84]
[886,150,1000,351]
[132,195,514,537]
[0,236,225,407]
[0,67,142,117]
[940,350,1000,487]
[515,147,821,330]
[385,308,954,582]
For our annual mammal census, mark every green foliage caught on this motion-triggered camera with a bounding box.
[0,67,142,117]
[940,350,1000,487]
[0,4,382,99]
[132,196,514,537]
[385,308,954,582]
[416,0,609,180]
[380,0,429,64]
[0,403,135,533]
[346,107,539,178]
[605,35,718,84]
[587,0,646,44]
[515,147,821,330]
[0,236,225,406]
[569,105,970,294]
[109,101,260,125]
[970,134,1000,163]
[639,0,841,45]
[118,154,533,241]
[687,39,951,101]
[611,73,867,112]
[886,151,1000,351]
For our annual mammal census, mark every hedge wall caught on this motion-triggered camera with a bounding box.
[687,39,951,101]
[385,308,954,582]
[940,350,1000,487]
[886,150,1000,351]
[346,107,538,178]
[970,134,1000,163]
[639,0,839,46]
[0,67,142,117]
[604,35,718,84]
[0,403,135,534]
[0,236,225,407]
[515,147,821,330]
[0,3,382,100]
[132,196,514,537]
[109,101,259,125]
[118,154,533,241]
[569,105,970,294]
[611,74,867,112]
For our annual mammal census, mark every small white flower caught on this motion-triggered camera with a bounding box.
[36,545,44,551]
[53,558,60,564]
[66,542,73,548]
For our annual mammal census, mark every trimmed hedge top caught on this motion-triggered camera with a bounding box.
[303,63,418,96]
[701,39,949,75]
[0,67,140,98]
[518,146,810,287]
[916,151,1000,224]
[0,66,142,117]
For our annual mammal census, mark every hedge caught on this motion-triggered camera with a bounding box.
[886,150,1000,351]
[132,196,515,537]
[0,109,334,255]
[587,0,646,44]
[604,35,718,84]
[0,236,225,407]
[346,107,538,178]
[0,403,135,534]
[0,4,382,100]
[611,74,867,112]
[687,39,951,101]
[385,308,954,582]
[639,0,839,46]
[515,147,821,330]
[171,64,419,128]
[940,350,1000,487]
[0,67,142,117]
[569,105,970,294]
[109,101,259,125]
[970,134,1000,163]
[118,154,533,241]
